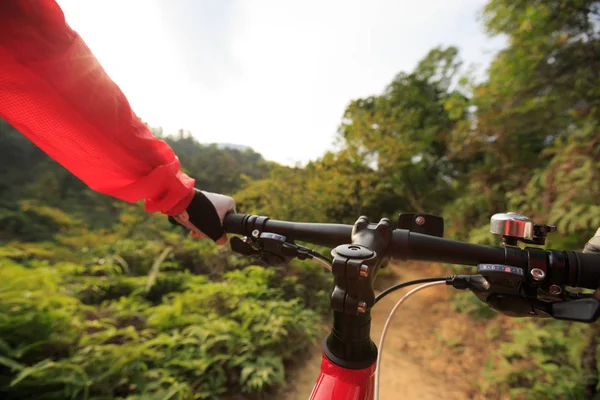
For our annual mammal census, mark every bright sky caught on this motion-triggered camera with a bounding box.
[56,0,505,166]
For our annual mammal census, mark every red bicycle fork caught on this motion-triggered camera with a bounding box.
[309,352,376,400]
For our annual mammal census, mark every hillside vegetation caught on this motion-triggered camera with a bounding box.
[2,0,600,399]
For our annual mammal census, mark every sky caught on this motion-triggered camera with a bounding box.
[56,0,506,166]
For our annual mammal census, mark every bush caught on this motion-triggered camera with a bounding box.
[0,201,80,242]
[0,249,328,400]
[481,320,598,399]
[0,198,335,399]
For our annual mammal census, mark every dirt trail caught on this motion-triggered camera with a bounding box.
[284,263,508,400]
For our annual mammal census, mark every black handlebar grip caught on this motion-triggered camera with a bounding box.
[222,213,352,248]
[565,251,600,289]
[223,213,248,235]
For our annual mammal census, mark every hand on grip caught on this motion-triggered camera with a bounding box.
[582,228,600,296]
[584,228,600,254]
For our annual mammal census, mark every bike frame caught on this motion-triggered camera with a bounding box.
[309,353,376,400]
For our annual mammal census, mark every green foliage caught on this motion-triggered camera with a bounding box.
[0,192,330,399]
[235,165,329,222]
[508,122,600,242]
[165,134,272,196]
[482,320,599,399]
[0,243,327,399]
[0,200,81,242]
[444,0,600,247]
[335,46,467,216]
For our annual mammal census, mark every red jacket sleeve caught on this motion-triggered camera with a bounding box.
[0,0,195,215]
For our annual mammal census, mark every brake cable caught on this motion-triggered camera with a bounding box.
[374,281,448,400]
[374,276,451,304]
[309,255,332,271]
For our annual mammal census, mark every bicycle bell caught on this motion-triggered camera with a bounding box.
[490,212,556,246]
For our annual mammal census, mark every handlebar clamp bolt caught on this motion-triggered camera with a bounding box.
[357,301,367,314]
[549,284,562,295]
[251,229,260,238]
[530,268,546,281]
[415,216,425,226]
[359,265,369,278]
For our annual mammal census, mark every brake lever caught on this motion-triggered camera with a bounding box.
[549,297,600,323]
[458,263,600,322]
[230,236,259,256]
[229,232,312,264]
[462,264,553,318]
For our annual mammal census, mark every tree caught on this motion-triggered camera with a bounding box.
[445,0,600,241]
[336,46,468,216]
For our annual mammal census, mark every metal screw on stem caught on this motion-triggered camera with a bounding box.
[530,268,546,281]
[415,216,426,226]
[549,284,562,295]
[359,265,369,278]
[357,301,367,314]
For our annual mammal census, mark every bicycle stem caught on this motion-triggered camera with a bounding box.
[324,216,393,369]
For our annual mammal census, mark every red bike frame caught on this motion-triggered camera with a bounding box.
[309,353,375,400]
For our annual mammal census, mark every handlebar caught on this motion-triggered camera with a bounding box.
[224,213,352,248]
[224,213,600,290]
[224,212,600,371]
[565,251,600,289]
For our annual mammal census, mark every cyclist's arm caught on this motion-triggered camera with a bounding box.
[0,0,194,215]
